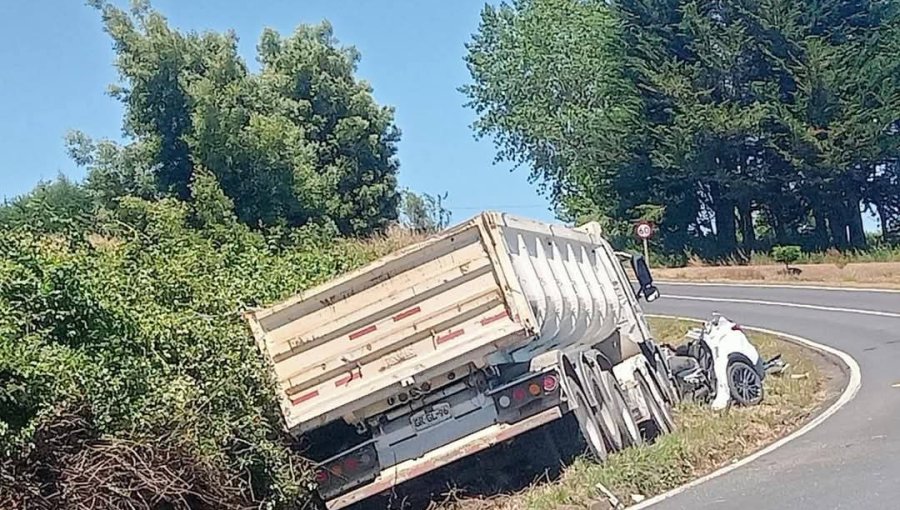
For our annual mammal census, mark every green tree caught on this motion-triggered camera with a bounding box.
[465,0,900,258]
[463,0,643,228]
[0,175,94,234]
[81,1,400,235]
[399,189,452,233]
[772,244,801,272]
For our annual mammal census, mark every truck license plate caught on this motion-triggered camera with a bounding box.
[411,403,452,431]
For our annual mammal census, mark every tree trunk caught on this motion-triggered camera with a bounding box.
[876,200,889,239]
[846,197,867,249]
[827,208,849,249]
[813,208,829,251]
[738,201,756,253]
[715,198,738,256]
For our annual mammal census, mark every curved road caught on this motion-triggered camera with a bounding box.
[643,283,899,510]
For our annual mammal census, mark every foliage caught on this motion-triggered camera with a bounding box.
[463,0,641,227]
[399,188,452,233]
[78,1,400,235]
[0,2,429,508]
[464,0,900,259]
[0,191,409,507]
[772,245,802,270]
[0,176,94,234]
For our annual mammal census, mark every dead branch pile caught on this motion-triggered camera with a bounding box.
[0,408,257,510]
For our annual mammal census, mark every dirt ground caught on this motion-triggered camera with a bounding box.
[653,261,900,289]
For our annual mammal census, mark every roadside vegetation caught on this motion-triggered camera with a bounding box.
[465,0,900,261]
[439,318,830,510]
[645,239,900,288]
[0,3,439,509]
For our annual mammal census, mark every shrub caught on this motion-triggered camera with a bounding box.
[772,245,802,272]
[0,197,413,508]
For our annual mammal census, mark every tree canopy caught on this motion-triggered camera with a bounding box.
[71,1,401,235]
[465,0,900,259]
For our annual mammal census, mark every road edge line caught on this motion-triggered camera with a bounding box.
[629,315,862,510]
[663,294,900,319]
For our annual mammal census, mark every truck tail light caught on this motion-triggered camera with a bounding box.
[494,371,561,420]
[542,374,559,392]
[316,444,380,500]
[343,457,359,472]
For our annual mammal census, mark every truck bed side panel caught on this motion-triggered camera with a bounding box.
[246,220,531,432]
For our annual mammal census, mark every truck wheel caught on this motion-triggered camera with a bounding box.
[727,360,764,405]
[601,370,643,448]
[636,371,673,440]
[586,365,624,452]
[652,350,679,406]
[641,364,676,432]
[566,375,609,461]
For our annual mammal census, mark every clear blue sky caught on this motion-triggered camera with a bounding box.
[0,0,555,223]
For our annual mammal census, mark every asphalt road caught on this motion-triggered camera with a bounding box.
[643,283,899,510]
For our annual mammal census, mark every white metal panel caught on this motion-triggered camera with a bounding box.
[246,217,532,433]
[488,213,620,362]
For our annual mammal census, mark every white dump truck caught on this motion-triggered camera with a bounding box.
[245,212,677,509]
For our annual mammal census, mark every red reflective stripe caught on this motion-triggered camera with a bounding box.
[393,306,422,322]
[349,324,377,340]
[436,329,465,345]
[480,311,509,326]
[290,390,319,405]
[335,370,362,387]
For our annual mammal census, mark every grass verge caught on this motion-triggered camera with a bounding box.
[653,261,900,289]
[439,317,831,510]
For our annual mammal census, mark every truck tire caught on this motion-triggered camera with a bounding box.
[601,370,643,448]
[566,375,609,461]
[651,349,679,406]
[641,363,676,432]
[585,364,625,452]
[636,371,673,440]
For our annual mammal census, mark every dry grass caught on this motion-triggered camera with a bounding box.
[653,261,900,289]
[437,318,830,510]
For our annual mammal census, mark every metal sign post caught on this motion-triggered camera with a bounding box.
[635,221,654,266]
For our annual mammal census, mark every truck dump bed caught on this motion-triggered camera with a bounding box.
[246,212,629,434]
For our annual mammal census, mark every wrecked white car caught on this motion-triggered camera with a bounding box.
[664,314,785,409]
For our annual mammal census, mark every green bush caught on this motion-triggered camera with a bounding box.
[0,195,405,508]
[772,245,802,270]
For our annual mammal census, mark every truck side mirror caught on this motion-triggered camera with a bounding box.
[631,254,660,302]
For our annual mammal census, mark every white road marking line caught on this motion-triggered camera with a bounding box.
[658,280,900,294]
[665,294,900,319]
[632,315,862,510]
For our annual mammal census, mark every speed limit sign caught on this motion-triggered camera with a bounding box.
[635,221,653,240]
[635,221,653,266]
